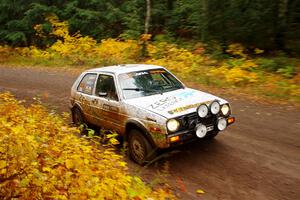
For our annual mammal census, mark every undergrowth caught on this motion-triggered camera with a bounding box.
[0,92,174,199]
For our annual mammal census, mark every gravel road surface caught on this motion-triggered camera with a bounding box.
[0,66,299,200]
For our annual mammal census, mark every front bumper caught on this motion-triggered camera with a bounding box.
[167,115,235,146]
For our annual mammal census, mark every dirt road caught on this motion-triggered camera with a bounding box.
[0,66,299,200]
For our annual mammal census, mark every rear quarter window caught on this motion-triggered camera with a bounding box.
[77,73,97,95]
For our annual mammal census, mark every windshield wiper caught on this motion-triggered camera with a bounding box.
[122,88,157,93]
[163,84,184,91]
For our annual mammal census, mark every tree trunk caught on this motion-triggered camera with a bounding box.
[276,0,288,51]
[145,0,151,34]
[201,0,208,42]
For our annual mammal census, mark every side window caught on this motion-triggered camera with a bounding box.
[95,74,118,101]
[77,73,97,95]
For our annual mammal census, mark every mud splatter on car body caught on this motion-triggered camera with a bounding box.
[70,64,235,162]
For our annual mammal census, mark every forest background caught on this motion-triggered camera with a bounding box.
[1,0,300,102]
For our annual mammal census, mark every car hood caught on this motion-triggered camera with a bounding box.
[123,88,228,119]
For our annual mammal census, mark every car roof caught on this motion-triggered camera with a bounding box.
[86,64,165,75]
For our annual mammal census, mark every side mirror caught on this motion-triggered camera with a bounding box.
[98,92,108,97]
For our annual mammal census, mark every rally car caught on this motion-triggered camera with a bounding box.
[70,64,235,164]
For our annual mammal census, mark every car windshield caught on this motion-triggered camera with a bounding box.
[119,69,184,99]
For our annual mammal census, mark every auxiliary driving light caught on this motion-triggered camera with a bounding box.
[197,104,209,118]
[221,104,230,116]
[210,101,221,115]
[217,118,227,131]
[196,124,207,138]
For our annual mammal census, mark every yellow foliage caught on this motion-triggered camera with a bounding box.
[1,15,298,102]
[18,15,140,65]
[226,43,247,58]
[96,39,139,64]
[209,63,258,85]
[146,42,205,78]
[208,55,259,85]
[0,92,174,199]
[196,189,205,194]
[47,14,70,38]
[240,59,258,70]
[225,67,258,84]
[33,24,46,38]
[289,84,300,97]
[0,45,15,61]
[254,48,264,54]
[140,34,152,42]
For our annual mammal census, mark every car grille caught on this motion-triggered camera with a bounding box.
[175,112,217,133]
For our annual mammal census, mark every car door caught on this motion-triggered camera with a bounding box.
[90,73,123,132]
[76,73,97,123]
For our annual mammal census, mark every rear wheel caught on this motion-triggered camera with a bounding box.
[128,129,156,165]
[72,107,84,125]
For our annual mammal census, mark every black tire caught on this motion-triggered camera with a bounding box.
[128,129,156,165]
[204,130,219,139]
[72,107,85,126]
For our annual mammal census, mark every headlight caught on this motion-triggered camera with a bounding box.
[197,104,209,118]
[166,119,180,132]
[221,104,230,116]
[210,101,220,115]
[217,118,227,131]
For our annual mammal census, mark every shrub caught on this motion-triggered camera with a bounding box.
[255,58,279,72]
[226,43,247,58]
[0,45,16,62]
[276,65,295,78]
[0,92,174,199]
[209,65,258,86]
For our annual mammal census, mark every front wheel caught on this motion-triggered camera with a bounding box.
[128,129,156,165]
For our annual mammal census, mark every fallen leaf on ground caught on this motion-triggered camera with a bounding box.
[196,189,205,194]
